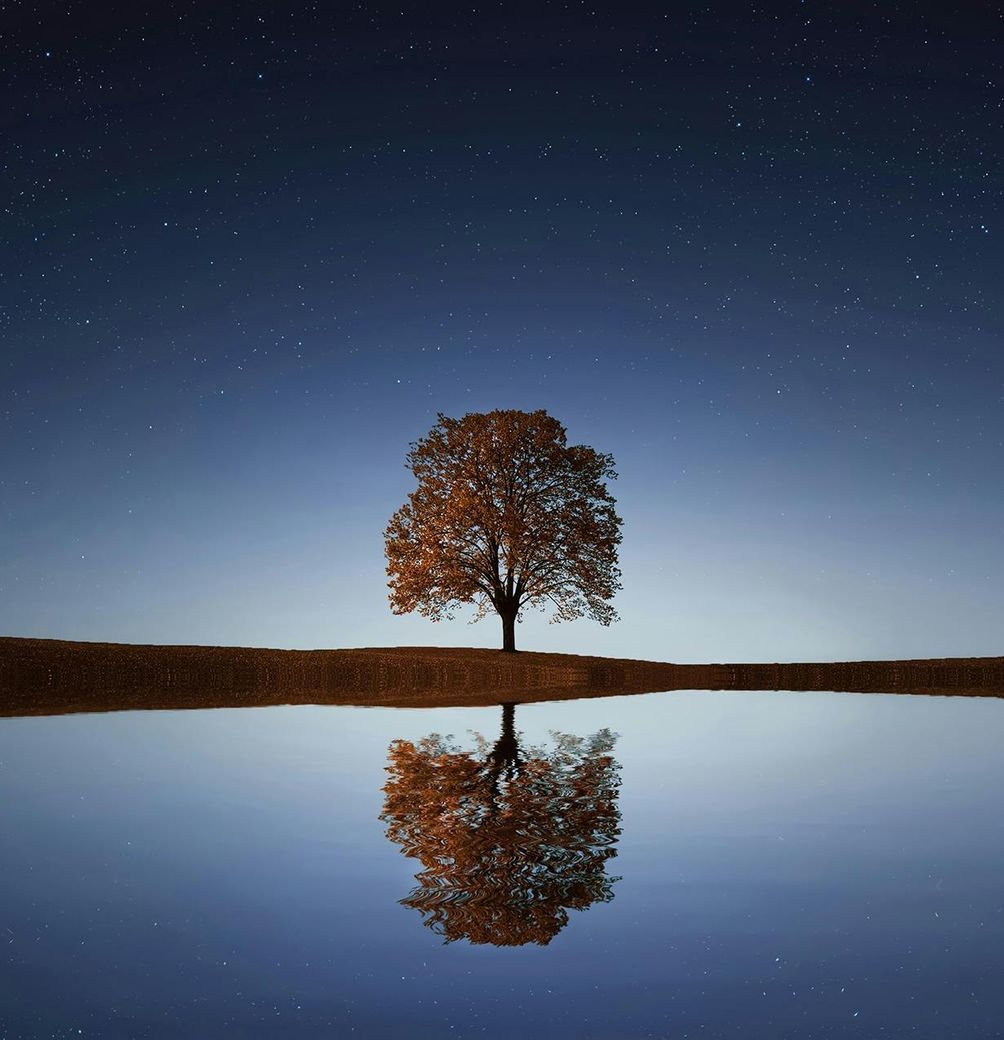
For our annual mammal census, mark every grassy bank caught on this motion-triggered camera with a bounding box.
[1,636,1002,717]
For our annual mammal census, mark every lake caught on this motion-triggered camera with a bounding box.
[2,688,1003,1038]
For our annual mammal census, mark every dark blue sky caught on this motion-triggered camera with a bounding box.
[4,2,1002,660]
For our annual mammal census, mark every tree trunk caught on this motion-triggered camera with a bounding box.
[501,610,517,652]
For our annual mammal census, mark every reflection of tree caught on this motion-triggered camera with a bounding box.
[380,703,622,946]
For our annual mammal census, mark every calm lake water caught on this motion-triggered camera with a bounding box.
[2,688,1003,1038]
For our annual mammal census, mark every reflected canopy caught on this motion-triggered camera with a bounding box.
[380,704,622,946]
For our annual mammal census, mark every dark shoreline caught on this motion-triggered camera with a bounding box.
[1,636,1002,717]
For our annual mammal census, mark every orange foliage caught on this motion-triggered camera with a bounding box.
[384,409,622,650]
[380,706,621,946]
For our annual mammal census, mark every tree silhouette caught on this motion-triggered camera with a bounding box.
[380,705,622,946]
[384,409,622,651]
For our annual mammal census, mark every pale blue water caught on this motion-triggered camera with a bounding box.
[2,689,1003,1038]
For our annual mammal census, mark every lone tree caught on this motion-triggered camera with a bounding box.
[384,409,623,651]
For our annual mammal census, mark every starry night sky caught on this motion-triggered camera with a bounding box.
[4,2,1002,662]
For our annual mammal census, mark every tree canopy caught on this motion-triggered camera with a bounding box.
[384,409,623,650]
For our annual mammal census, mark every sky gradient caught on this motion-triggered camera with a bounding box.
[4,3,1002,661]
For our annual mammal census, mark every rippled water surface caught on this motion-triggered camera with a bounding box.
[2,689,1003,1038]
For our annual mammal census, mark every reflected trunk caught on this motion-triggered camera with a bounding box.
[487,703,520,776]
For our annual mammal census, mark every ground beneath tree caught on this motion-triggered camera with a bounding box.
[1,637,1001,717]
